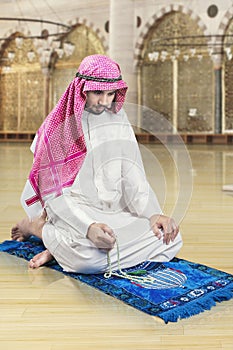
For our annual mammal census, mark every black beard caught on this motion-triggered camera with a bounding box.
[84,105,112,115]
[84,107,105,115]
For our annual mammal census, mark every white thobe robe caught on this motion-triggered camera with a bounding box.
[26,109,183,273]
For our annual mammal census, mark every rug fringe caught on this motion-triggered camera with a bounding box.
[160,285,233,323]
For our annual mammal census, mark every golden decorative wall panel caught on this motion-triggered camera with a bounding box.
[143,12,207,61]
[141,11,213,133]
[52,68,77,107]
[224,60,233,130]
[224,20,233,131]
[0,35,44,133]
[19,71,45,131]
[0,24,105,135]
[0,73,18,131]
[55,24,105,69]
[0,70,44,132]
[51,24,105,108]
[178,57,213,132]
[141,61,173,132]
[1,34,39,67]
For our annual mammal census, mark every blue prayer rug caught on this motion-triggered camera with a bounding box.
[0,236,232,323]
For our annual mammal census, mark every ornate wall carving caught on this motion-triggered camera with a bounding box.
[0,24,105,134]
[19,71,45,131]
[0,70,44,132]
[0,35,44,132]
[224,19,233,131]
[51,24,105,107]
[178,57,213,132]
[141,11,213,133]
[141,61,173,132]
[135,4,208,67]
[0,73,18,131]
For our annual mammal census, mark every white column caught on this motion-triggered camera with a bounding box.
[212,51,223,133]
[109,0,137,104]
[173,59,178,132]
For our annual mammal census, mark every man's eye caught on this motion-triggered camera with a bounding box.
[94,91,102,95]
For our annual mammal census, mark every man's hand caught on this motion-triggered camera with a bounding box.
[87,223,116,251]
[150,214,179,245]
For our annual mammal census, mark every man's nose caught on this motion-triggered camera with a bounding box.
[99,94,108,106]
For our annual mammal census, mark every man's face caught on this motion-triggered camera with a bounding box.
[85,90,116,115]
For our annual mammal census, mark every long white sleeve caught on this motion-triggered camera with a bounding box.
[45,194,94,237]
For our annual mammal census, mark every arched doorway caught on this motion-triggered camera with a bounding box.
[0,33,44,138]
[140,11,214,134]
[50,24,105,109]
[0,24,106,140]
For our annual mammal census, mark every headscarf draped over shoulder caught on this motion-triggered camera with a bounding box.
[21,54,128,217]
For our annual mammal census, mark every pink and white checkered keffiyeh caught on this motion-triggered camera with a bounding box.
[24,54,128,212]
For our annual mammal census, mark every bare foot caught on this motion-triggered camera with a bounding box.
[11,211,47,241]
[11,217,32,241]
[29,249,53,269]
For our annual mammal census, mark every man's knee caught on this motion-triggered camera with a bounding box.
[61,250,106,274]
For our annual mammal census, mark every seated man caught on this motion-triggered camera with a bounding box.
[11,54,182,274]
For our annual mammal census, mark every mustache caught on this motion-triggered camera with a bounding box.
[84,104,113,115]
[85,103,113,110]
